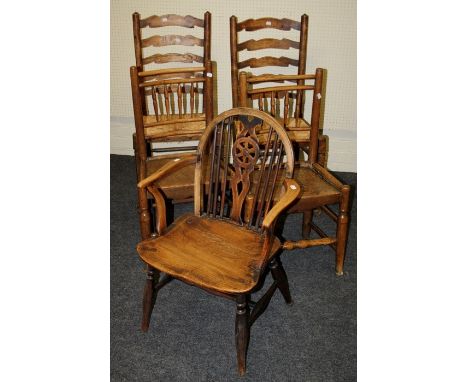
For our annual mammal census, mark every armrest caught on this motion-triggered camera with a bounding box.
[262,178,301,230]
[137,154,197,189]
[137,154,196,236]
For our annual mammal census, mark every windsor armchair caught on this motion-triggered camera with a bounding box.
[136,108,300,375]
[131,11,213,209]
[239,70,350,275]
[229,14,327,165]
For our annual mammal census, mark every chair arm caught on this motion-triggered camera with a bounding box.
[137,155,197,189]
[137,154,196,237]
[262,178,301,230]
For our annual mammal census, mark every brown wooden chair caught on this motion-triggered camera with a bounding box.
[131,11,213,209]
[136,108,301,375]
[229,14,327,166]
[239,71,351,275]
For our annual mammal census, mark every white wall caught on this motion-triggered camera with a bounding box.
[110,0,356,172]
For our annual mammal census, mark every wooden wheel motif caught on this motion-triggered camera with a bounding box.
[233,137,259,168]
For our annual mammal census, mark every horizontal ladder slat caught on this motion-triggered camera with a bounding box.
[237,17,301,32]
[140,14,204,28]
[238,56,299,69]
[142,34,204,48]
[237,38,299,51]
[138,66,206,77]
[248,85,314,95]
[140,77,206,88]
[247,74,316,83]
[143,52,204,65]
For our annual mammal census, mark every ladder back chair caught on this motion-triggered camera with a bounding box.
[136,108,301,375]
[131,11,213,223]
[230,14,327,166]
[239,71,351,275]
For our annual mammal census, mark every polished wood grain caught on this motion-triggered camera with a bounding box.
[238,38,300,51]
[262,178,302,229]
[138,214,282,293]
[140,14,204,28]
[237,17,301,32]
[238,56,299,69]
[136,108,300,375]
[142,34,204,48]
[282,237,337,250]
[143,52,204,65]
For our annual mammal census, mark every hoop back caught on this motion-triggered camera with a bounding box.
[195,108,294,230]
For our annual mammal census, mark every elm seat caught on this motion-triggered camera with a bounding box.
[137,214,282,294]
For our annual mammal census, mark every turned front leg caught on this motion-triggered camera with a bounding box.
[335,185,350,275]
[235,295,250,376]
[141,265,159,332]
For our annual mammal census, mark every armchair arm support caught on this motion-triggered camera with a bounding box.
[137,155,197,189]
[137,154,197,237]
[262,178,301,231]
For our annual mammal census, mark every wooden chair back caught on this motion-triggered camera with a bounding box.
[238,69,323,164]
[230,15,308,107]
[194,108,295,231]
[133,12,211,72]
[132,11,211,115]
[130,64,214,179]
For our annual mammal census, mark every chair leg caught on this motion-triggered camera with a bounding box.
[335,186,351,276]
[165,198,175,226]
[302,210,313,239]
[235,295,250,376]
[270,257,292,304]
[141,265,158,332]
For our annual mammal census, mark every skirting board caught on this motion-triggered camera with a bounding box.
[110,116,356,173]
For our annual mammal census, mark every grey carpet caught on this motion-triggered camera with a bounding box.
[111,154,356,381]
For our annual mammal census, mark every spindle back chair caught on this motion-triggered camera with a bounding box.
[133,11,211,72]
[239,71,351,275]
[230,14,327,166]
[230,15,308,108]
[239,69,325,163]
[130,11,213,224]
[136,108,301,375]
[130,64,213,200]
[133,11,211,116]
